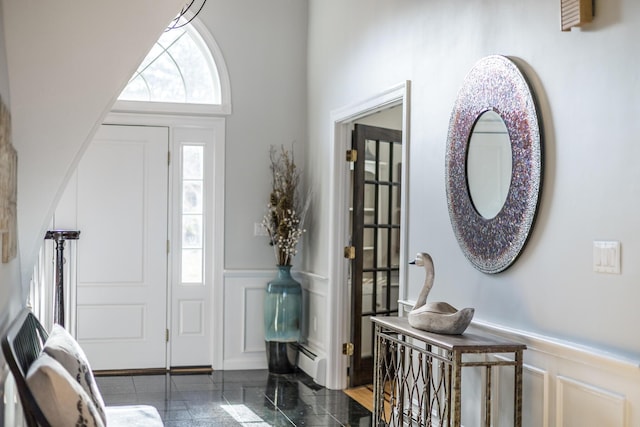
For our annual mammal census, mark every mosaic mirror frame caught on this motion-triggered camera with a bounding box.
[445,55,542,273]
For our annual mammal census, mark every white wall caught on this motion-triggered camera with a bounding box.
[306,1,640,420]
[0,0,23,330]
[307,0,640,368]
[0,0,309,374]
[0,3,190,416]
[2,0,187,292]
[197,0,308,271]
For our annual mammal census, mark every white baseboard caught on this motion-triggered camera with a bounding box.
[222,357,267,371]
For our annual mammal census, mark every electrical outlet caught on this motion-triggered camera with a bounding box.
[254,222,268,237]
[593,241,621,274]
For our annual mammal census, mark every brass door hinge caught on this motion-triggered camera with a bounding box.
[343,342,354,356]
[344,246,356,259]
[346,149,358,162]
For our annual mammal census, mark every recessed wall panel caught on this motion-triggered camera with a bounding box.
[305,284,327,350]
[557,376,626,427]
[243,287,265,353]
[495,363,549,427]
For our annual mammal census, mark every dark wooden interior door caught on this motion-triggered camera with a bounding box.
[349,124,402,387]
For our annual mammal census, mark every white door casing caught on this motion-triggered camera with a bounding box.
[326,82,410,389]
[73,125,169,370]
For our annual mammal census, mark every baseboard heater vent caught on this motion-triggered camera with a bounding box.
[297,343,326,387]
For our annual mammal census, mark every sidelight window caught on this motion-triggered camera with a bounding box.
[180,144,205,283]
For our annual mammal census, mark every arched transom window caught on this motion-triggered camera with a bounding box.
[119,25,222,105]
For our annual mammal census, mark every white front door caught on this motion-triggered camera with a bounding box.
[74,124,169,370]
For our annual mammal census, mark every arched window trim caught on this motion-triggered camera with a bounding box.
[112,17,232,117]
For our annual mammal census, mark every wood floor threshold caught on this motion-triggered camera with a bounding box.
[344,383,393,418]
[94,366,213,377]
[343,384,374,413]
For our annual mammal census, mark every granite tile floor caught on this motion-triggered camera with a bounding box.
[96,370,372,426]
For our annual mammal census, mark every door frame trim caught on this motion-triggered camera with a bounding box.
[104,112,226,370]
[326,81,411,389]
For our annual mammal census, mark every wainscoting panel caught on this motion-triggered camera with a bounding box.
[298,272,328,353]
[297,272,329,385]
[521,365,549,427]
[472,320,639,427]
[493,361,549,427]
[243,287,266,353]
[460,365,484,424]
[223,271,270,370]
[222,270,330,382]
[556,375,626,427]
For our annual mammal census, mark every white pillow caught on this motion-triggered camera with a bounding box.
[43,324,107,424]
[27,353,105,427]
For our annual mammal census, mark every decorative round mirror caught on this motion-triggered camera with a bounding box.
[445,55,542,273]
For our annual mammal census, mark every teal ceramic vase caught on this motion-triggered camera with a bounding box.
[264,265,301,373]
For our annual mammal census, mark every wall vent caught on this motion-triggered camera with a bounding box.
[561,0,593,31]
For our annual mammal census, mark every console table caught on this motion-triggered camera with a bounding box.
[372,316,525,426]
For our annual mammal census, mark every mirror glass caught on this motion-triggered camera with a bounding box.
[466,111,512,219]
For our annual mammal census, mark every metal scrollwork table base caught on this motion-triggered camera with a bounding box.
[372,316,525,427]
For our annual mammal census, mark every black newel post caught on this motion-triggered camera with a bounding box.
[44,230,80,327]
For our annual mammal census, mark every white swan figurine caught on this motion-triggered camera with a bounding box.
[408,252,474,335]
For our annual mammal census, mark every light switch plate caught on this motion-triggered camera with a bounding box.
[593,241,621,274]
